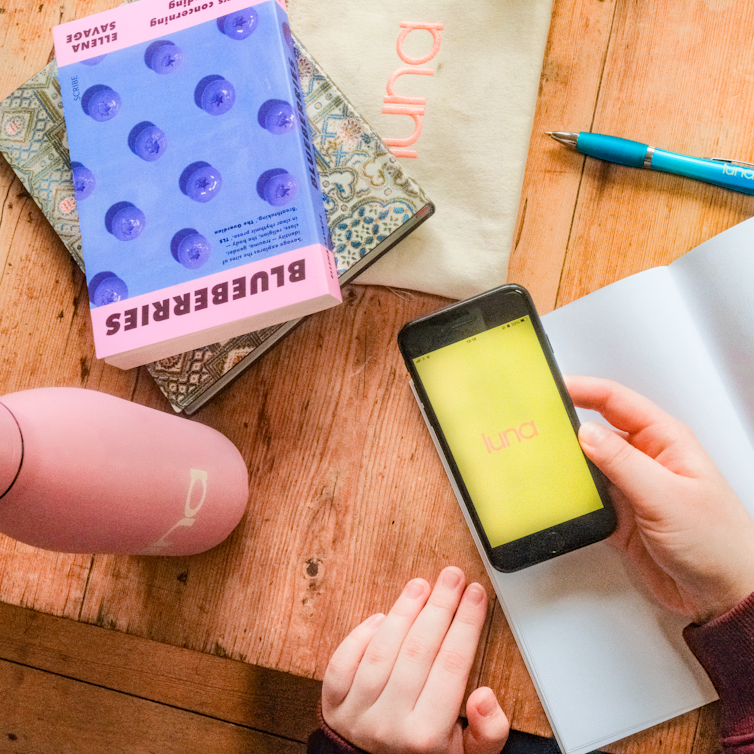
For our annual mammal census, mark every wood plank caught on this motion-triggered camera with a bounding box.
[556,0,754,308]
[77,286,497,682]
[0,539,91,621]
[0,659,305,754]
[508,0,618,314]
[606,708,716,754]
[0,0,69,97]
[0,601,320,743]
[691,706,723,754]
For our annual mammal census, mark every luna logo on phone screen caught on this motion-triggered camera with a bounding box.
[413,316,604,547]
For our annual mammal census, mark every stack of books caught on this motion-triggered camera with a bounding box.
[0,14,433,412]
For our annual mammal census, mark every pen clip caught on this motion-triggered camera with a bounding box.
[709,157,754,168]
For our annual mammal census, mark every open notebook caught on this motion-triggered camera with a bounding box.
[414,216,754,753]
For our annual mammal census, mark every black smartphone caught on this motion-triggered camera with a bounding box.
[398,284,616,572]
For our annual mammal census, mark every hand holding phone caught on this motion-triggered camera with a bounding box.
[568,375,754,624]
[398,284,616,571]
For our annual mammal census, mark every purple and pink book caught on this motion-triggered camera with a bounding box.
[52,0,340,370]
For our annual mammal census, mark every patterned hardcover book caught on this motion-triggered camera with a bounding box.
[0,38,433,411]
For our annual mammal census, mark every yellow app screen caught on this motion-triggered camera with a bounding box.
[413,316,604,547]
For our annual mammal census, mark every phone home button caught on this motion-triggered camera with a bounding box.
[544,531,566,554]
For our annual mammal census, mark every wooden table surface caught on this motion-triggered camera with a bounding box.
[1,0,752,751]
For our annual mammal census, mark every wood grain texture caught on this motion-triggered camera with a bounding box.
[0,0,749,751]
[0,601,320,742]
[0,660,305,754]
[553,0,754,307]
[76,286,491,680]
[509,0,618,313]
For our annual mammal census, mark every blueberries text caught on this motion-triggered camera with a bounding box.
[104,260,306,336]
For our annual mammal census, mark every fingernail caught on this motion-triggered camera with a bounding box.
[578,421,609,446]
[403,579,426,599]
[477,688,499,717]
[441,568,462,589]
[367,613,385,627]
[465,583,486,605]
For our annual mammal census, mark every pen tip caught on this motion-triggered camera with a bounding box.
[547,131,578,147]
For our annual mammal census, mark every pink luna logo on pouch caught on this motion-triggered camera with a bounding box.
[481,421,539,453]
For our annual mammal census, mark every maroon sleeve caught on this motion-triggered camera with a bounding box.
[684,591,754,753]
[306,708,369,754]
[307,726,366,754]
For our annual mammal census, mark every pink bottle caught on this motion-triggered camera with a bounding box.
[0,388,249,555]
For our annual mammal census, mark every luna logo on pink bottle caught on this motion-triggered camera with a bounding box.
[143,468,210,555]
[0,388,248,555]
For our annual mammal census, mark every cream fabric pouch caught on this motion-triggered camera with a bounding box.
[288,0,553,299]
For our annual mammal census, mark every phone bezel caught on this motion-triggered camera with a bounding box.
[398,284,616,572]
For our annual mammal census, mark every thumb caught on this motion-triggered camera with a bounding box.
[578,421,667,503]
[463,687,509,754]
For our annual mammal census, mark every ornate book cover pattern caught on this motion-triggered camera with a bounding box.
[0,62,85,269]
[0,39,431,411]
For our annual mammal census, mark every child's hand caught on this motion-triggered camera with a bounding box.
[321,567,509,754]
[567,375,754,623]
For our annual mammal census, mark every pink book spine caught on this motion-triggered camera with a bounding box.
[90,244,338,359]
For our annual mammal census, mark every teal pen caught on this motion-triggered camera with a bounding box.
[548,131,754,196]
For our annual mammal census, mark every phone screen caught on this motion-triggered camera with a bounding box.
[412,314,605,547]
